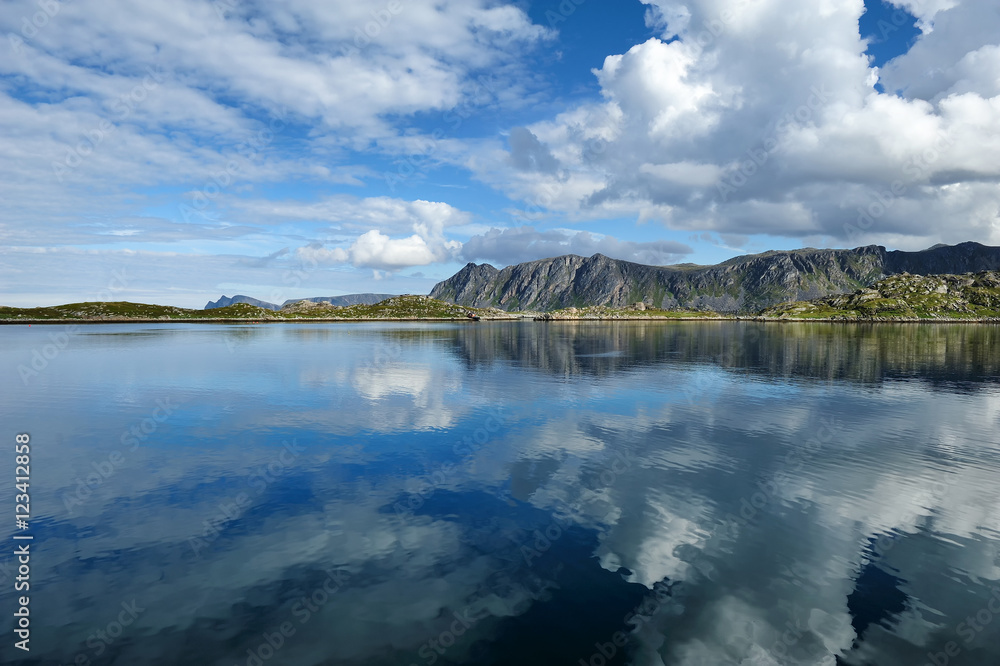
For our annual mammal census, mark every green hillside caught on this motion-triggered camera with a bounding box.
[761,271,1000,320]
[0,296,498,322]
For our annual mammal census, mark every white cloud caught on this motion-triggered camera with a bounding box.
[299,228,460,272]
[279,196,468,270]
[886,0,960,33]
[461,226,693,265]
[640,161,724,188]
[0,0,551,261]
[596,38,723,142]
[346,230,444,269]
[462,0,1000,250]
[237,196,472,235]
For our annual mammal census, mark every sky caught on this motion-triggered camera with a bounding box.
[1,0,999,308]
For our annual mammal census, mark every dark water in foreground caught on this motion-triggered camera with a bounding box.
[1,321,999,666]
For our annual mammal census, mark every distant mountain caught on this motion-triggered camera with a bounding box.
[205,293,397,310]
[204,295,280,310]
[280,294,397,308]
[429,242,1000,313]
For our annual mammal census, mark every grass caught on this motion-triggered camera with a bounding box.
[277,295,491,319]
[0,296,495,322]
[7,272,1000,323]
[0,301,274,320]
[538,305,728,320]
[760,271,1000,320]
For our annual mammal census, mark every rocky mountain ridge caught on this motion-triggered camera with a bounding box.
[204,294,281,310]
[205,293,397,310]
[430,242,1000,313]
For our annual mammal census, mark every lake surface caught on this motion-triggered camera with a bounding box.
[2,321,1000,666]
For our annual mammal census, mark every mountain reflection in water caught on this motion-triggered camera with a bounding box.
[0,321,998,665]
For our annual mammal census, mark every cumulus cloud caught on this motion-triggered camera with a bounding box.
[460,226,693,265]
[879,4,1000,99]
[286,197,466,270]
[337,230,451,270]
[507,127,560,173]
[467,0,1000,250]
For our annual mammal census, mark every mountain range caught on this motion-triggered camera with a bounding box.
[205,293,397,310]
[430,242,1000,313]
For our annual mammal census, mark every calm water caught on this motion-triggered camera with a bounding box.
[1,321,1000,666]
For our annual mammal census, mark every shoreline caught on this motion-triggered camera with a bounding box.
[3,315,999,325]
[0,317,496,325]
[536,317,1000,323]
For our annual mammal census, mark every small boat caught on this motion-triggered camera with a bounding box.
[466,312,481,321]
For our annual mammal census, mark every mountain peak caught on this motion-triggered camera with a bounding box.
[205,295,280,310]
[430,242,1000,313]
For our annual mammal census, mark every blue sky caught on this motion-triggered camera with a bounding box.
[2,0,999,307]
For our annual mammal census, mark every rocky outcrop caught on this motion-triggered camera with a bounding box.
[761,270,1000,320]
[280,293,397,307]
[205,294,280,310]
[206,293,397,310]
[430,242,1000,313]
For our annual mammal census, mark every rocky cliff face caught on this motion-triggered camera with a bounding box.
[430,242,1000,313]
[205,295,280,310]
[280,293,397,307]
[761,270,1000,320]
[205,293,397,310]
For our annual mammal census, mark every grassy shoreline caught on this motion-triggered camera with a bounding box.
[4,271,1000,324]
[4,315,999,325]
